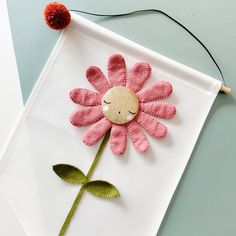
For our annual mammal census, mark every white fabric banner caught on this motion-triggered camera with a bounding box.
[0,14,221,236]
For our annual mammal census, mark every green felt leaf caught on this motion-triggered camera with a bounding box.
[53,164,87,184]
[84,180,120,199]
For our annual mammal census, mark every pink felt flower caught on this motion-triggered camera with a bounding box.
[70,54,176,155]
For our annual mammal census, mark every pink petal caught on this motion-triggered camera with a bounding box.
[86,66,111,94]
[82,118,112,146]
[136,112,167,139]
[127,120,150,153]
[70,88,102,106]
[108,54,126,86]
[70,106,104,127]
[137,81,173,102]
[140,102,176,119]
[127,62,151,92]
[110,125,127,155]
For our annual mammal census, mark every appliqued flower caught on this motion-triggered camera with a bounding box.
[70,54,176,155]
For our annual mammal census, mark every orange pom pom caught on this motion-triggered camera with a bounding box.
[44,2,71,30]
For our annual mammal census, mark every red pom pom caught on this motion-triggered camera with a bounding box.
[44,2,71,30]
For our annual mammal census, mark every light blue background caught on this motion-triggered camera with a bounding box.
[7,0,236,235]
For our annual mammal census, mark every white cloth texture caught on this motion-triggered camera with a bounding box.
[0,13,221,236]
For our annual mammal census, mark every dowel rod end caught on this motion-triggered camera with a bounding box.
[220,85,231,94]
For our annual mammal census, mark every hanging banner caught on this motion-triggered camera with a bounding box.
[0,13,221,236]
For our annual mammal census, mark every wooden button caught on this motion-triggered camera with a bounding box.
[102,86,139,124]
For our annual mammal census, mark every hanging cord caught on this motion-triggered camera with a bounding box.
[70,8,227,87]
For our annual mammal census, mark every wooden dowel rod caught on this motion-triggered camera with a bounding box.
[220,85,231,94]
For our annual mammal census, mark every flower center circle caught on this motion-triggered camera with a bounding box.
[102,86,139,125]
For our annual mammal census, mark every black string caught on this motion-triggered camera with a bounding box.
[70,9,226,86]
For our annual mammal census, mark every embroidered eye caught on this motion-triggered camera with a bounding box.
[129,111,136,115]
[103,100,111,104]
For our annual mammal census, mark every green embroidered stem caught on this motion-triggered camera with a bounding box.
[59,186,86,236]
[58,130,111,236]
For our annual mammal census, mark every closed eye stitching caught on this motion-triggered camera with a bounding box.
[129,111,136,115]
[103,100,111,104]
